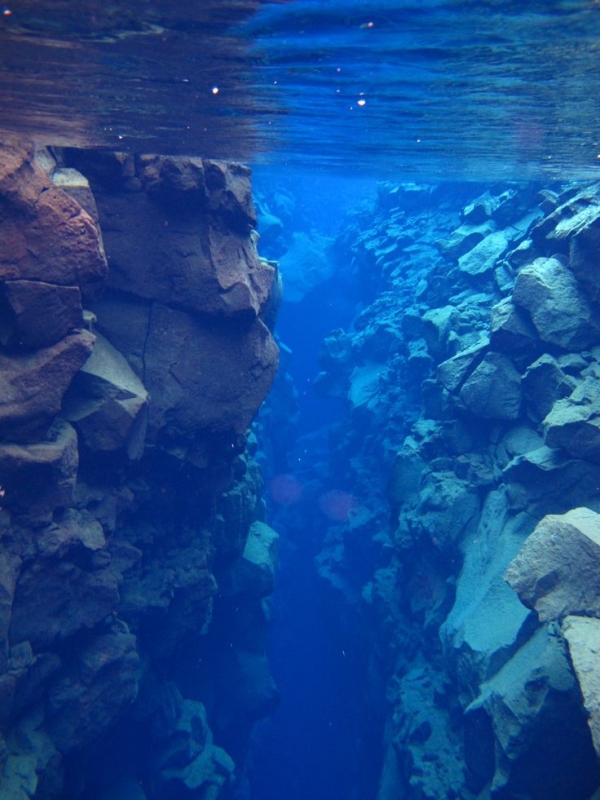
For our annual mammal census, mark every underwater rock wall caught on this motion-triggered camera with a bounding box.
[0,143,279,799]
[310,181,600,798]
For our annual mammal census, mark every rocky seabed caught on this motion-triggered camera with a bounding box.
[2,140,600,800]
[263,178,600,799]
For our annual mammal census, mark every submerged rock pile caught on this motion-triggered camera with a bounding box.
[309,180,600,798]
[0,144,279,799]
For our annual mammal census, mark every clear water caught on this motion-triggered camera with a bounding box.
[2,4,600,799]
[2,0,600,179]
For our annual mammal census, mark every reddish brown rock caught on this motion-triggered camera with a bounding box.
[99,189,274,319]
[0,330,95,442]
[2,280,83,350]
[144,303,278,446]
[0,143,107,288]
[0,420,79,515]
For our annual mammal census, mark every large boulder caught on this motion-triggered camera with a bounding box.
[9,549,120,651]
[522,354,575,422]
[505,507,600,621]
[465,625,597,799]
[0,330,95,442]
[0,143,107,288]
[512,256,600,350]
[458,231,510,276]
[570,214,600,302]
[459,352,521,419]
[98,165,274,320]
[229,521,279,599]
[437,339,488,394]
[143,303,277,449]
[562,615,600,759]
[543,369,600,463]
[441,490,534,696]
[503,446,600,512]
[490,298,539,356]
[2,280,84,350]
[62,333,148,458]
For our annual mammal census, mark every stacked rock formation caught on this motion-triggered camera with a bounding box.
[300,180,600,798]
[0,143,279,799]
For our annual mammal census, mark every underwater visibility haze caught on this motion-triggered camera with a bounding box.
[2,2,600,800]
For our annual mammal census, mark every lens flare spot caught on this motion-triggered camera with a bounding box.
[319,490,358,522]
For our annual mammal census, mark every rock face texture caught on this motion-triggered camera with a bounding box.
[266,178,600,799]
[0,144,279,799]
[505,507,600,621]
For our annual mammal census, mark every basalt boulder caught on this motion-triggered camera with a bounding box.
[459,352,521,420]
[0,143,107,289]
[0,331,95,443]
[505,507,600,622]
[512,256,600,350]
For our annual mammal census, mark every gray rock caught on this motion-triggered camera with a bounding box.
[503,445,600,512]
[417,470,479,549]
[230,521,279,598]
[437,339,488,394]
[530,186,600,254]
[278,231,334,302]
[505,507,600,621]
[513,256,600,349]
[422,305,459,358]
[441,490,534,694]
[460,352,521,419]
[63,333,148,458]
[466,625,586,798]
[507,237,539,268]
[543,372,600,463]
[490,298,538,355]
[458,230,510,276]
[462,191,501,224]
[436,221,494,259]
[522,354,576,422]
[562,615,600,759]
[570,214,600,303]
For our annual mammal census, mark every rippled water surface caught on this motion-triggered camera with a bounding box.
[1,0,600,178]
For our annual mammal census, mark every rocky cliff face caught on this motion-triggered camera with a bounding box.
[286,180,600,799]
[0,143,279,799]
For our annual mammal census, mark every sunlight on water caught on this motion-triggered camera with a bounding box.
[1,0,600,178]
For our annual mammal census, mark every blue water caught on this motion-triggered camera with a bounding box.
[2,1,600,178]
[3,2,600,799]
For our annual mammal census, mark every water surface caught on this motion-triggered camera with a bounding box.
[1,0,600,178]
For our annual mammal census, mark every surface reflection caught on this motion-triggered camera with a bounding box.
[0,0,285,157]
[1,0,600,178]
